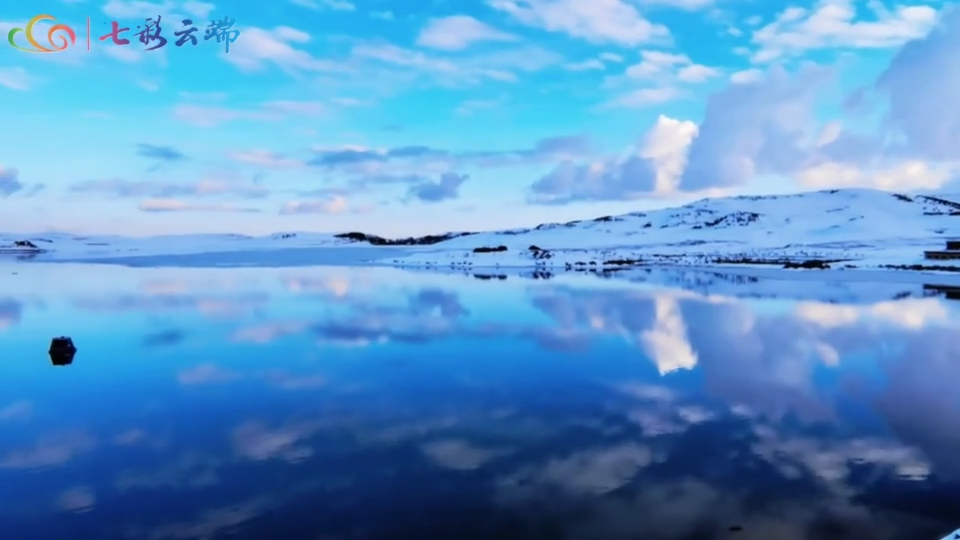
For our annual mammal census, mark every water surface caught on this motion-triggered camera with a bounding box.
[1,264,959,540]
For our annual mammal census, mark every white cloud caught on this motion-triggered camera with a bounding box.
[678,64,833,191]
[350,43,561,87]
[227,150,303,168]
[417,16,517,50]
[624,50,718,82]
[224,26,347,74]
[421,440,508,470]
[730,68,763,83]
[640,296,698,373]
[565,59,605,71]
[794,160,955,191]
[751,0,939,63]
[528,115,694,203]
[488,0,669,46]
[0,67,31,90]
[677,64,720,82]
[640,115,699,193]
[280,196,351,214]
[603,87,682,108]
[795,299,950,330]
[138,199,261,212]
[603,50,719,105]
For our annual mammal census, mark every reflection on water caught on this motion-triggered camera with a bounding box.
[1,264,960,540]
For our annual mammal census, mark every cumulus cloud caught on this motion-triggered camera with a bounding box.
[417,16,518,50]
[679,64,832,191]
[526,6,959,200]
[528,115,696,203]
[874,6,960,162]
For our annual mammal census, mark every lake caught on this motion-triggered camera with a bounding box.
[1,263,959,540]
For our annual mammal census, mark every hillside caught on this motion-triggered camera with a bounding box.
[370,188,960,272]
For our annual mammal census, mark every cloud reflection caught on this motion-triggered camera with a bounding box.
[5,268,960,538]
[0,298,22,329]
[0,431,95,469]
[57,487,95,513]
[0,401,31,422]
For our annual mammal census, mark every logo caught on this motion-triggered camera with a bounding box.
[7,14,77,53]
[7,14,240,54]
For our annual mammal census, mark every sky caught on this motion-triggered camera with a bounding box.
[0,0,956,237]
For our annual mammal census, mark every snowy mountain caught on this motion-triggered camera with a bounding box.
[3,188,960,272]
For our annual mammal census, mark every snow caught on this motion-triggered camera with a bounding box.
[4,188,960,278]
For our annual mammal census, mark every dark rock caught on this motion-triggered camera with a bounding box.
[49,336,76,366]
[472,245,507,253]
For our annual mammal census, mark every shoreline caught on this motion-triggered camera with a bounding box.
[10,247,960,286]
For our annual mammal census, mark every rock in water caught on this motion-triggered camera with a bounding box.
[49,336,77,366]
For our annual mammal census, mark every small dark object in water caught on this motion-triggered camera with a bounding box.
[49,336,77,366]
[728,525,743,532]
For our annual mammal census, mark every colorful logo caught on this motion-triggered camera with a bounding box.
[7,14,79,53]
[7,14,240,54]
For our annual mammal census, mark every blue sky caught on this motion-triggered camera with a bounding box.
[0,0,955,236]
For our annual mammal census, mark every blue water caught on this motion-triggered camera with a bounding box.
[1,264,959,540]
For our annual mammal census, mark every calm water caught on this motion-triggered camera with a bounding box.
[1,264,959,540]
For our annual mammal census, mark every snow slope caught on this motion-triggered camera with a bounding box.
[3,188,960,273]
[376,188,960,271]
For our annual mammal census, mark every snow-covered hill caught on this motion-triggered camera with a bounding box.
[377,188,960,272]
[4,188,960,273]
